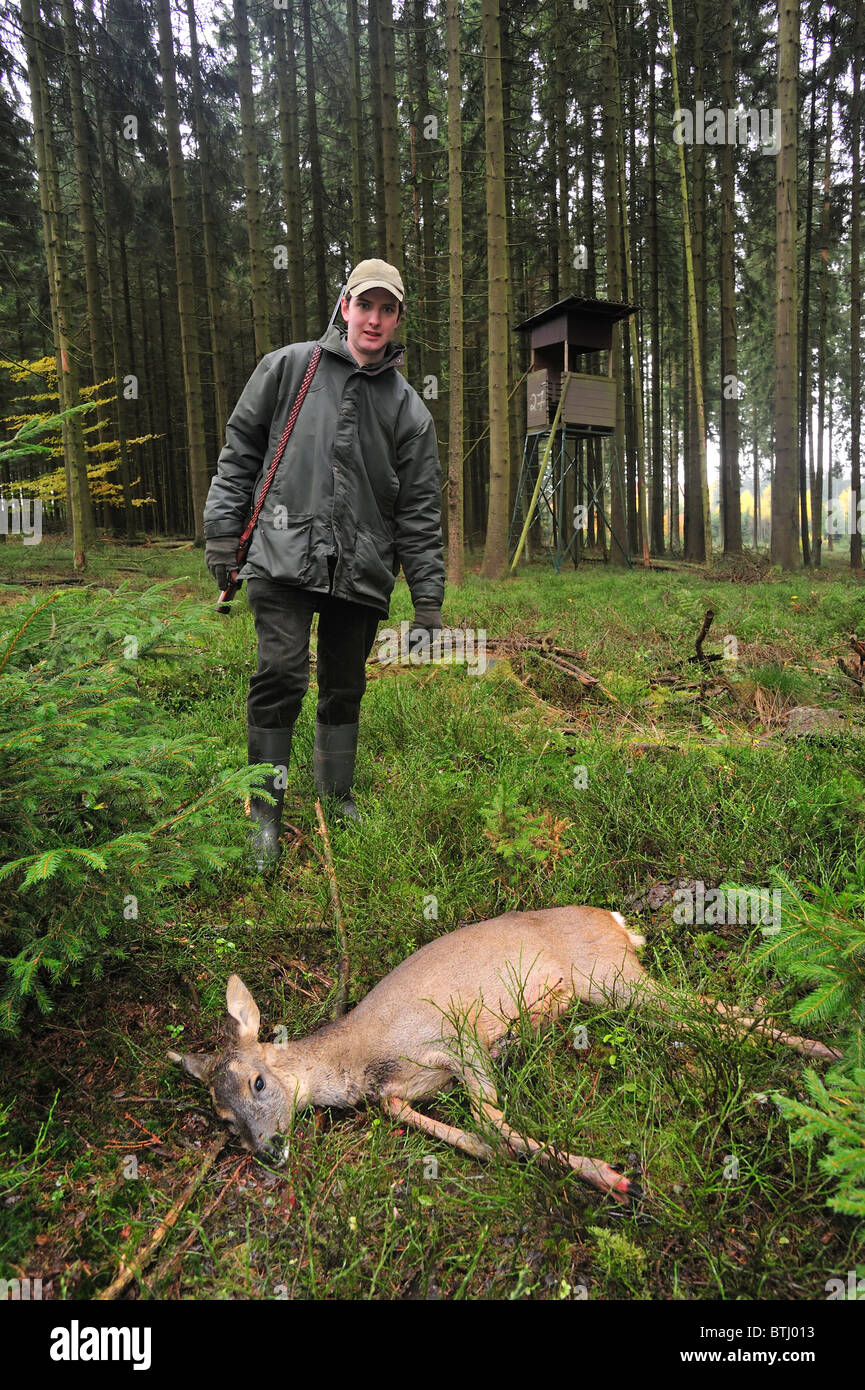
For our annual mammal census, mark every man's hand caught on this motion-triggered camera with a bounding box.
[411,603,443,638]
[409,603,443,658]
[205,537,241,591]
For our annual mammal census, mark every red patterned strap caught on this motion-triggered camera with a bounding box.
[236,343,323,558]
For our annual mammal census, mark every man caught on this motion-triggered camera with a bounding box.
[204,259,444,870]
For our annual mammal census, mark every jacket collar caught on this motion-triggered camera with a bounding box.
[319,324,405,375]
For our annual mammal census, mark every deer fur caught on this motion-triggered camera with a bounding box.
[176,905,839,1205]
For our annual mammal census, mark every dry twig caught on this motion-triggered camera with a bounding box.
[149,1155,248,1292]
[96,1133,227,1300]
[690,608,721,664]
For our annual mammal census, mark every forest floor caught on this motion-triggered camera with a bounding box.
[1,534,864,1302]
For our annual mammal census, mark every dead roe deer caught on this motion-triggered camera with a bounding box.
[175,905,839,1204]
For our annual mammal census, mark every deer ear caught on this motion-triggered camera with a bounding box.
[180,1051,218,1082]
[225,974,261,1044]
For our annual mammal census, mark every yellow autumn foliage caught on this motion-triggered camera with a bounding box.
[0,359,159,508]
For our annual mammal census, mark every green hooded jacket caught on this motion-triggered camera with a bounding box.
[203,326,444,616]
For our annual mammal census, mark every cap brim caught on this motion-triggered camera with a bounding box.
[347,280,404,303]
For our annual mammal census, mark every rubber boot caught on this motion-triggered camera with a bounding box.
[314,721,360,821]
[247,725,293,872]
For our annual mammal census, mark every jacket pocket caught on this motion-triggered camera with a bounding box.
[252,511,315,584]
[350,528,396,606]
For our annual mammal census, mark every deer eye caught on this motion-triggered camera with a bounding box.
[254,1075,265,1093]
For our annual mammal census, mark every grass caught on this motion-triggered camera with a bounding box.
[0,534,864,1300]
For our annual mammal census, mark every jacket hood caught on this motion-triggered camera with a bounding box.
[319,324,406,375]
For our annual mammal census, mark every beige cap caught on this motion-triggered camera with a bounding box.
[346,258,405,303]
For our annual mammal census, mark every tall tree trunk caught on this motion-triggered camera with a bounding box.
[648,0,664,555]
[719,0,741,552]
[346,0,366,264]
[188,0,230,437]
[156,0,209,543]
[406,73,423,377]
[546,95,559,303]
[752,398,760,547]
[602,0,628,563]
[827,394,834,550]
[689,0,708,559]
[61,0,121,532]
[670,356,680,549]
[814,72,834,569]
[155,261,174,530]
[233,0,270,357]
[668,0,711,560]
[627,0,646,558]
[414,0,440,439]
[59,1,109,402]
[88,13,137,540]
[21,0,93,566]
[581,97,596,301]
[368,0,387,258]
[500,8,523,526]
[851,0,863,568]
[479,0,510,578]
[581,98,602,548]
[274,1,307,340]
[302,0,328,324]
[771,0,800,569]
[378,0,403,276]
[135,260,159,532]
[798,32,819,564]
[446,0,464,587]
[607,0,648,564]
[554,0,571,296]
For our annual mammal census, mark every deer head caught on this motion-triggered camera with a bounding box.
[180,975,302,1161]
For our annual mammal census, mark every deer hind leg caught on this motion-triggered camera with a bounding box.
[698,997,841,1061]
[630,978,840,1062]
[456,1062,640,1206]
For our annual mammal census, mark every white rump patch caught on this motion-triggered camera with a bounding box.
[611,910,645,949]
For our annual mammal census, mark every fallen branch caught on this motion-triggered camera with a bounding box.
[0,576,86,587]
[837,657,864,689]
[148,1155,248,1292]
[314,798,349,1019]
[96,1133,227,1301]
[838,637,865,690]
[515,636,589,664]
[534,650,599,688]
[102,1112,168,1149]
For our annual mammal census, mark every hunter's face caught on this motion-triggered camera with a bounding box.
[341,287,401,364]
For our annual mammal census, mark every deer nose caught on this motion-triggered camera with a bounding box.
[263,1133,290,1166]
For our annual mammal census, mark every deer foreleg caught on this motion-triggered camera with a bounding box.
[381,1094,494,1161]
[458,1067,640,1205]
